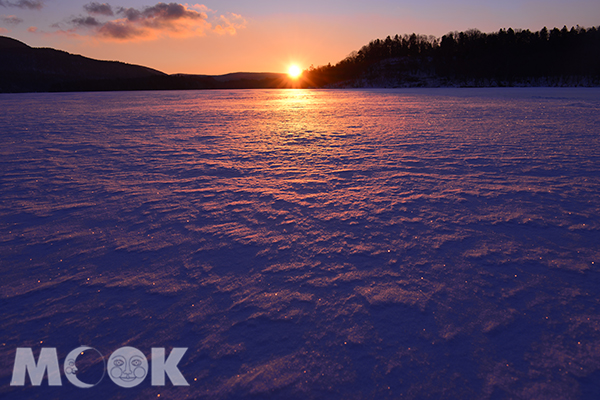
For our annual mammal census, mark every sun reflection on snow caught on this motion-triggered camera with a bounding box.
[275,89,314,108]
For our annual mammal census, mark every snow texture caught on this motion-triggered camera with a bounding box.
[1,88,600,399]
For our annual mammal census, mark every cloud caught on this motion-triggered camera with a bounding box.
[96,20,144,39]
[1,14,23,25]
[214,13,245,35]
[27,25,36,32]
[71,16,102,27]
[62,2,245,41]
[189,3,210,13]
[0,0,44,10]
[84,2,113,16]
[0,26,7,33]
[111,3,208,39]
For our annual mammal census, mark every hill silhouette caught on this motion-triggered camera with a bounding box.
[0,36,290,93]
[0,36,174,92]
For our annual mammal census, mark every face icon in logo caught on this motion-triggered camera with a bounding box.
[108,347,148,388]
[63,346,105,388]
[65,359,77,375]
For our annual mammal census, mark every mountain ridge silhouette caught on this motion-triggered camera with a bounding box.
[0,36,289,92]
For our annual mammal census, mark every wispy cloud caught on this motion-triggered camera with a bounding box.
[58,2,245,41]
[71,16,102,28]
[214,13,246,35]
[0,0,44,10]
[1,14,23,25]
[84,2,114,16]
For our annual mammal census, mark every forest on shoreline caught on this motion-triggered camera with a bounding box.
[301,25,600,88]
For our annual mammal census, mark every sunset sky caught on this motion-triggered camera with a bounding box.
[1,0,599,75]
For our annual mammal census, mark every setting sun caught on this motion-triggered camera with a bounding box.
[288,65,302,79]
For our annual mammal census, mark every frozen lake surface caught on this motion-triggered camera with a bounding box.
[1,88,600,399]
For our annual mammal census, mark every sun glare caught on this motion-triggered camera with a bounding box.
[288,65,302,79]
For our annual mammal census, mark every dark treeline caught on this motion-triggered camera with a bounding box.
[302,25,600,87]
